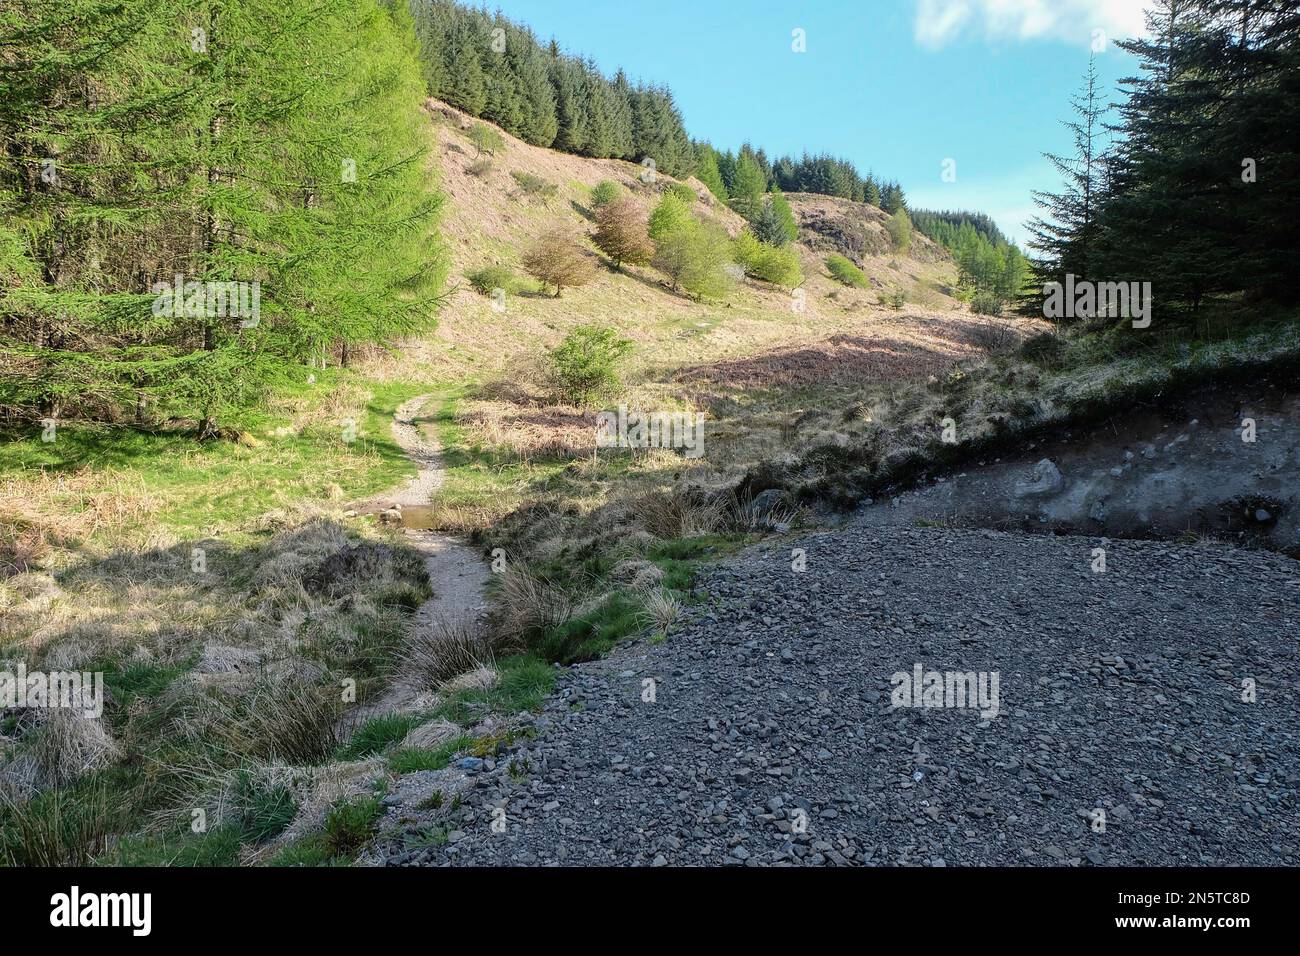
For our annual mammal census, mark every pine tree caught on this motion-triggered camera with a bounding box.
[1027,56,1107,296]
[693,143,728,201]
[729,152,768,220]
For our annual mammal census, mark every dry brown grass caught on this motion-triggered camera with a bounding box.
[402,616,501,691]
[494,566,573,639]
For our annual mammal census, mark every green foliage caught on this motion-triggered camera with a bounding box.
[733,232,803,288]
[1031,11,1300,320]
[728,152,768,219]
[539,591,643,664]
[653,219,735,302]
[466,265,520,297]
[666,182,698,205]
[548,324,633,405]
[413,3,692,174]
[468,122,505,156]
[826,254,869,288]
[590,179,623,209]
[887,289,906,310]
[648,192,692,241]
[750,191,798,246]
[693,142,728,201]
[336,714,425,759]
[0,0,446,431]
[436,654,556,724]
[510,170,558,201]
[887,209,913,253]
[322,796,383,856]
[971,290,1003,316]
[388,736,473,773]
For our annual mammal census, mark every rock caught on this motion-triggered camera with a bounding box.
[1013,459,1063,497]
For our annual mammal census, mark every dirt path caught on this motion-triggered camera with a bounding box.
[384,394,491,628]
[350,395,491,721]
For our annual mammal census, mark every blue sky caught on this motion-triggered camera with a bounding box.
[482,0,1150,246]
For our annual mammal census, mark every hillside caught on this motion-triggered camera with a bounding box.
[391,99,1037,534]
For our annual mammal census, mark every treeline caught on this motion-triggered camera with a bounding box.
[409,1,908,213]
[912,210,1029,311]
[0,0,443,433]
[1032,0,1300,320]
[912,210,1011,250]
[411,0,694,176]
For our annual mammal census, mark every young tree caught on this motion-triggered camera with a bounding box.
[752,190,798,245]
[522,228,596,296]
[592,197,653,269]
[693,143,728,201]
[729,151,768,219]
[653,219,734,301]
[1027,56,1107,293]
[648,192,692,241]
[887,209,913,253]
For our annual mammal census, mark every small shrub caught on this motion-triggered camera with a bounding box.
[887,289,906,310]
[510,170,558,202]
[826,253,869,288]
[886,209,913,253]
[968,321,1017,355]
[466,158,493,177]
[971,290,1004,316]
[521,228,595,297]
[648,192,692,242]
[733,231,802,288]
[468,122,505,157]
[1019,331,1066,367]
[548,323,632,404]
[322,796,382,856]
[590,179,622,209]
[466,264,518,297]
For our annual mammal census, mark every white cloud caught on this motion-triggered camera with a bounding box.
[914,0,1148,50]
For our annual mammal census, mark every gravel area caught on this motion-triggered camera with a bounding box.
[385,525,1300,867]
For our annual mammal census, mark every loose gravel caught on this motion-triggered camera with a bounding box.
[384,525,1299,867]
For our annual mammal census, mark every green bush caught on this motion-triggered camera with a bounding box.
[466,265,519,297]
[549,324,634,405]
[511,170,558,201]
[648,192,692,241]
[886,209,913,253]
[467,158,493,177]
[733,231,802,288]
[666,182,697,205]
[468,122,505,157]
[653,220,734,301]
[826,253,869,288]
[971,290,1004,316]
[887,289,906,310]
[590,179,622,209]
